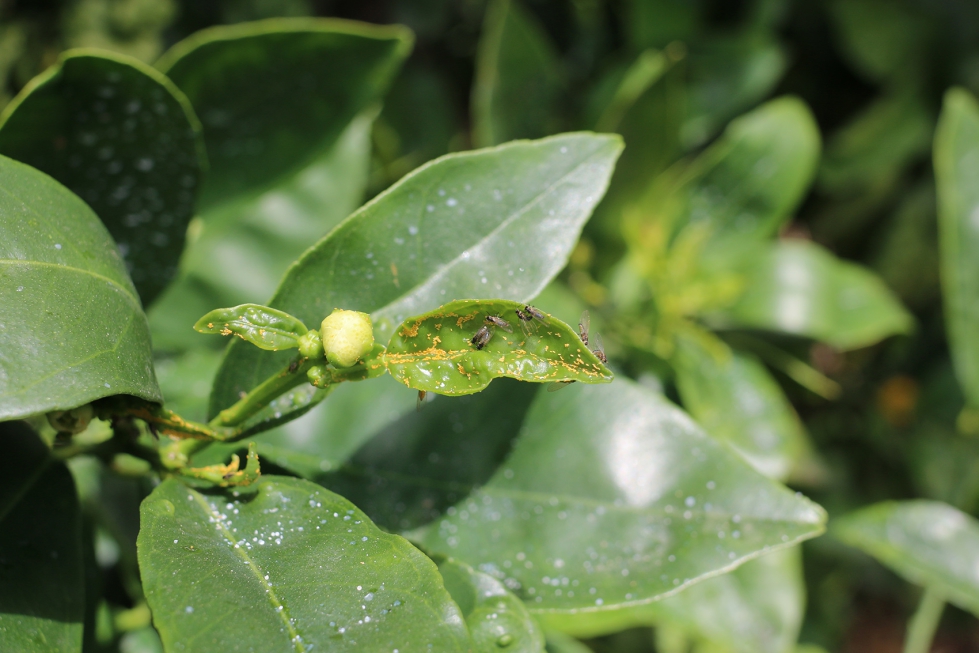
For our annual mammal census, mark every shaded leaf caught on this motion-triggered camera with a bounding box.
[148,114,373,351]
[715,239,913,350]
[158,17,412,211]
[138,475,472,652]
[593,49,670,134]
[0,50,204,306]
[386,299,612,395]
[673,335,810,481]
[0,154,160,420]
[834,500,979,616]
[683,36,788,149]
[411,378,826,612]
[828,0,930,83]
[634,97,820,246]
[320,378,539,532]
[439,558,545,652]
[209,133,623,419]
[194,303,308,351]
[472,0,564,147]
[0,421,84,653]
[934,88,979,408]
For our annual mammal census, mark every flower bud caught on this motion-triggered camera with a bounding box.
[298,330,324,360]
[320,309,374,368]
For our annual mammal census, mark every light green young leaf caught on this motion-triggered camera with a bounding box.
[673,335,811,481]
[209,133,623,419]
[715,239,913,350]
[638,96,820,244]
[438,558,545,652]
[412,378,826,612]
[194,304,308,351]
[0,155,160,420]
[137,476,473,652]
[472,0,564,147]
[0,422,84,653]
[157,18,412,211]
[0,50,204,306]
[386,299,611,395]
[934,88,979,409]
[834,500,979,616]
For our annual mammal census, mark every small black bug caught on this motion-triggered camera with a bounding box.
[471,325,492,350]
[485,315,512,332]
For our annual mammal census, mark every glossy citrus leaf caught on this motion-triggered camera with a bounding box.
[385,299,612,396]
[138,475,472,652]
[411,378,826,612]
[194,304,308,351]
[438,558,545,652]
[834,500,979,616]
[157,18,412,211]
[715,239,913,350]
[673,335,810,481]
[934,88,979,409]
[0,421,84,653]
[472,0,564,147]
[208,132,623,419]
[635,96,819,244]
[321,378,539,532]
[537,547,805,653]
[0,50,204,306]
[0,154,160,420]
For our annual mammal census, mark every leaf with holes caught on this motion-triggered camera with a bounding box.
[0,50,204,306]
[385,299,612,395]
[208,132,622,419]
[438,558,545,652]
[194,304,308,351]
[0,154,160,420]
[137,475,473,652]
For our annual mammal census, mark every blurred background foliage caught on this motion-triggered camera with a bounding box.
[5,0,979,651]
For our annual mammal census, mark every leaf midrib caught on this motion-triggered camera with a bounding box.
[0,259,140,312]
[189,490,305,653]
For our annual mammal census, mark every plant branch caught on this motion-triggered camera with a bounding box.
[904,587,945,653]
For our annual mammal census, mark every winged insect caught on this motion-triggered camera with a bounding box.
[485,315,512,332]
[471,325,492,350]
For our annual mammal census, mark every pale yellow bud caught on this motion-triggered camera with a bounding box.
[320,309,374,368]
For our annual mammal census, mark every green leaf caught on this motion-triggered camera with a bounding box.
[0,421,84,652]
[935,88,979,409]
[639,97,820,244]
[385,299,612,395]
[673,335,811,481]
[819,93,931,196]
[209,132,623,419]
[0,50,204,306]
[321,378,539,532]
[834,500,979,616]
[714,240,912,350]
[472,0,564,147]
[683,36,788,149]
[593,49,670,134]
[158,18,412,212]
[646,547,805,653]
[0,154,160,420]
[438,558,545,652]
[194,304,308,351]
[536,547,805,653]
[137,475,472,652]
[411,378,826,612]
[158,110,376,326]
[828,0,929,83]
